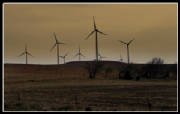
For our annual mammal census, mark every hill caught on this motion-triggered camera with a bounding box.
[4,61,177,81]
[4,61,177,111]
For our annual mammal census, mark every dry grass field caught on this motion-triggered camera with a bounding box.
[4,63,177,111]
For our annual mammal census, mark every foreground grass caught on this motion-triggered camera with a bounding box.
[4,79,177,111]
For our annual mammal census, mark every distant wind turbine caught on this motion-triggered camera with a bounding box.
[119,54,123,62]
[119,47,123,62]
[50,32,65,64]
[59,53,68,64]
[98,53,107,61]
[18,45,33,64]
[85,16,107,61]
[74,45,85,61]
[118,39,134,64]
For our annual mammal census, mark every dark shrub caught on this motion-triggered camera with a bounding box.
[124,70,132,80]
[136,76,140,81]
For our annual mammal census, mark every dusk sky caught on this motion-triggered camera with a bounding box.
[4,3,177,64]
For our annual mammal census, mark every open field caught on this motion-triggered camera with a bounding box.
[4,63,177,111]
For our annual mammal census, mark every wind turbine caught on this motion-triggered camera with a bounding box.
[85,16,107,61]
[118,39,134,64]
[59,53,68,64]
[98,53,106,61]
[50,32,65,64]
[18,45,33,64]
[74,45,85,61]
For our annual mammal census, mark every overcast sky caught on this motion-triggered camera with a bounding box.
[4,3,177,64]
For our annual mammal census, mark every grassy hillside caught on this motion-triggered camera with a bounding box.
[4,61,177,81]
[4,61,177,111]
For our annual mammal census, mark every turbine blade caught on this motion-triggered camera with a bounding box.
[128,39,135,45]
[25,44,27,51]
[59,56,64,58]
[79,45,80,52]
[18,52,25,57]
[27,52,33,57]
[53,32,58,43]
[58,42,65,45]
[85,31,95,40]
[65,53,68,57]
[93,16,96,29]
[74,53,79,58]
[97,30,107,35]
[50,43,56,52]
[80,53,85,57]
[118,40,127,45]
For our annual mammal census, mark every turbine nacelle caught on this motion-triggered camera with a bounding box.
[74,46,85,61]
[18,45,33,57]
[118,38,135,46]
[74,52,85,58]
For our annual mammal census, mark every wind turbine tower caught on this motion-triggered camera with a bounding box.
[119,47,123,62]
[119,54,123,62]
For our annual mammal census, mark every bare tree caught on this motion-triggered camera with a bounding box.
[142,57,164,79]
[84,61,103,79]
[147,57,164,64]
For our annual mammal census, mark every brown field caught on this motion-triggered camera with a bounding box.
[4,63,177,111]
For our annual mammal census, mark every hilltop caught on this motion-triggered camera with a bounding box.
[4,61,177,81]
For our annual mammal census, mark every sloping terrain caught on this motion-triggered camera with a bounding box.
[4,62,177,111]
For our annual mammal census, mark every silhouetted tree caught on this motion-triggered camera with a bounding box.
[124,70,132,80]
[147,57,164,64]
[123,65,133,80]
[104,67,113,78]
[84,62,103,79]
[142,57,164,79]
